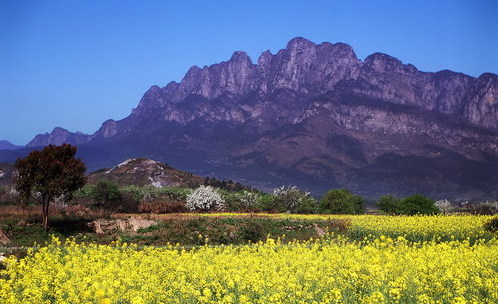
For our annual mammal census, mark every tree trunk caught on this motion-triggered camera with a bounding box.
[42,195,49,232]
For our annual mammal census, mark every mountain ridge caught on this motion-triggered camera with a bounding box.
[2,37,497,200]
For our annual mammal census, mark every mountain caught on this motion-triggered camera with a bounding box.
[26,127,91,147]
[3,37,498,200]
[0,141,21,151]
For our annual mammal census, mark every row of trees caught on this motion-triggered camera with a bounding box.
[13,144,441,232]
[183,185,438,215]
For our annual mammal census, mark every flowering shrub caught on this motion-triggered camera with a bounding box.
[435,199,455,214]
[186,185,225,211]
[52,194,69,211]
[239,191,261,210]
[222,191,263,211]
[272,185,317,213]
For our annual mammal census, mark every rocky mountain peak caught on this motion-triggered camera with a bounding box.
[169,50,257,101]
[133,85,165,113]
[94,119,119,138]
[230,51,252,64]
[257,50,273,66]
[286,37,317,53]
[26,127,91,147]
[364,52,405,73]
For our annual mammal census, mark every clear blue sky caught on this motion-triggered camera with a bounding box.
[1,0,497,145]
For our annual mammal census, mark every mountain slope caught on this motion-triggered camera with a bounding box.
[0,141,21,151]
[3,37,498,200]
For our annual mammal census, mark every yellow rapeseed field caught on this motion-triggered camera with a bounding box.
[1,215,497,303]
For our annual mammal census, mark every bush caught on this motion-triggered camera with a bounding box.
[377,195,402,215]
[484,217,498,233]
[399,194,439,215]
[319,189,364,214]
[121,186,192,203]
[159,187,191,202]
[239,220,266,242]
[186,186,225,211]
[91,181,122,206]
[272,186,317,213]
[106,192,139,213]
[256,194,276,212]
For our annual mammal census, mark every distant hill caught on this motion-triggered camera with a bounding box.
[88,158,204,188]
[88,158,251,191]
[0,141,21,151]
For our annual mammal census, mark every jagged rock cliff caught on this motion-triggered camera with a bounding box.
[26,127,91,147]
[7,37,498,200]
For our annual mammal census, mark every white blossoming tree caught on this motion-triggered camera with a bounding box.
[186,185,225,211]
[435,199,454,214]
[272,185,317,213]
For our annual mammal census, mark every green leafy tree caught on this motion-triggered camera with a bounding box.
[92,180,121,206]
[15,144,86,232]
[319,189,364,214]
[399,194,439,215]
[377,195,402,214]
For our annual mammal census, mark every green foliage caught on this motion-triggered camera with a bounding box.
[203,177,248,192]
[91,181,121,206]
[376,194,439,215]
[377,195,402,215]
[483,217,498,233]
[295,195,319,214]
[120,185,191,203]
[74,185,94,198]
[399,194,439,215]
[319,189,364,214]
[160,187,192,201]
[256,194,276,212]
